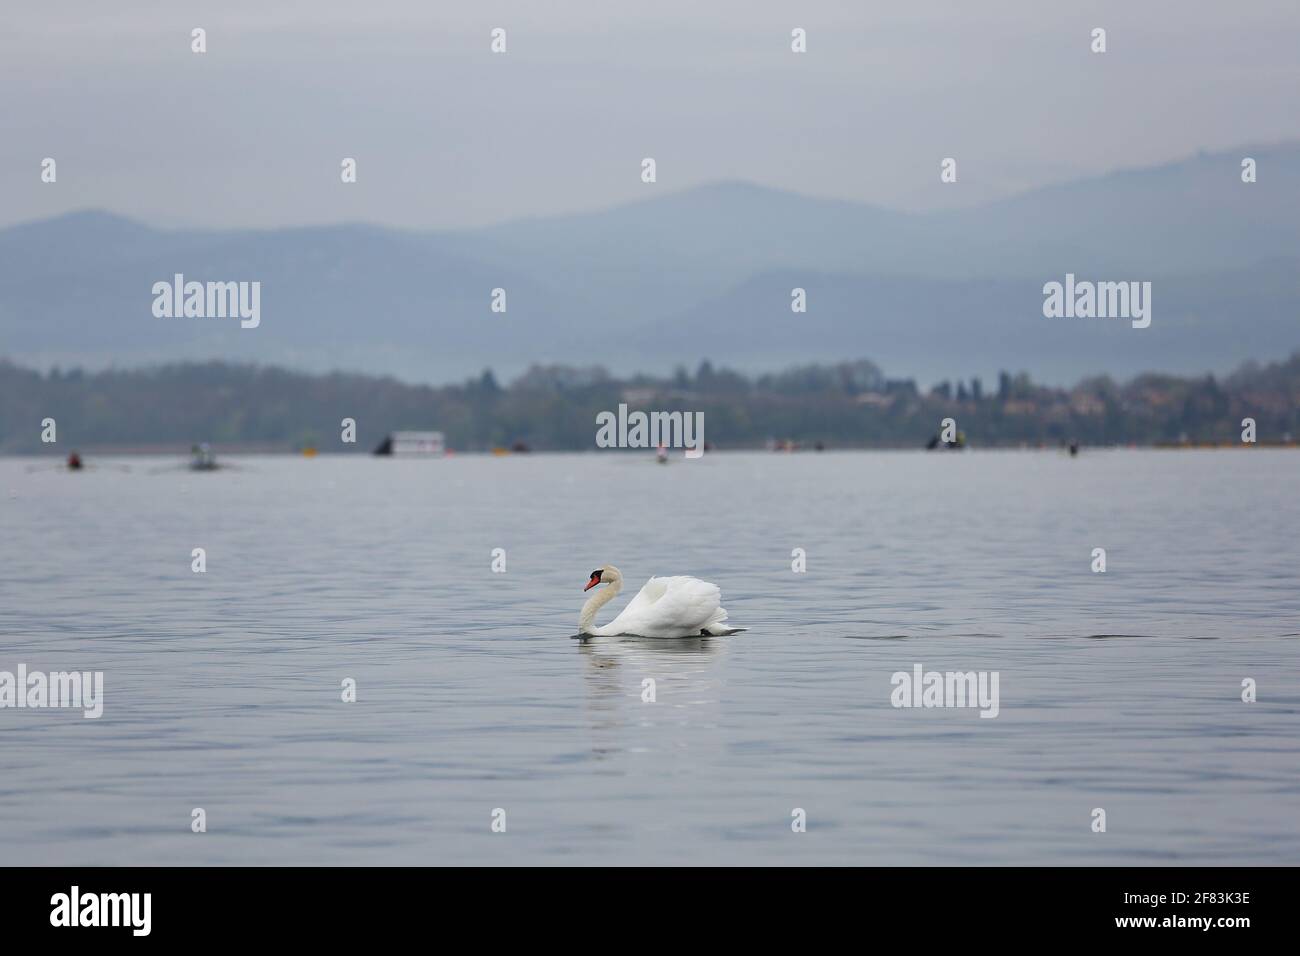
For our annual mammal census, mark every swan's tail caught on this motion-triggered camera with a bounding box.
[702,606,745,635]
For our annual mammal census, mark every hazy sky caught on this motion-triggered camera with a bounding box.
[3,0,1298,229]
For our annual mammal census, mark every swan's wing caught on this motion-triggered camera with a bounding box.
[602,577,666,633]
[660,577,728,632]
[607,576,725,635]
[620,577,668,614]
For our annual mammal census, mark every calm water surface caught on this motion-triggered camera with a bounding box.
[2,450,1297,865]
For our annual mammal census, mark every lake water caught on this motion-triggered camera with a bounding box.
[2,449,1297,865]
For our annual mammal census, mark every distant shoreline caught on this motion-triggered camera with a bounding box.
[5,444,1298,460]
[3,352,1297,455]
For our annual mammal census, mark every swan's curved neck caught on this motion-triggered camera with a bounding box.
[579,578,622,633]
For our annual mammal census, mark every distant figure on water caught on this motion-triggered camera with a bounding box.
[66,451,83,471]
[927,431,967,450]
[190,443,218,471]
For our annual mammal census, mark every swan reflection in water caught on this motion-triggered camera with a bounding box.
[575,634,724,760]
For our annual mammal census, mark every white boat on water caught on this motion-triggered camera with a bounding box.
[373,431,445,456]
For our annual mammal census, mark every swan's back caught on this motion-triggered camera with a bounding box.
[604,575,729,637]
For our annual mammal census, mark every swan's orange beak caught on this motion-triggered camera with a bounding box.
[584,570,602,591]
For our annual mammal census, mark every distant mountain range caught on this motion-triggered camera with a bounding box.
[3,142,1298,385]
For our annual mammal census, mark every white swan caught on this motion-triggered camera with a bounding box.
[578,564,745,638]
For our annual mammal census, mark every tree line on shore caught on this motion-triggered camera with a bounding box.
[2,353,1297,453]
